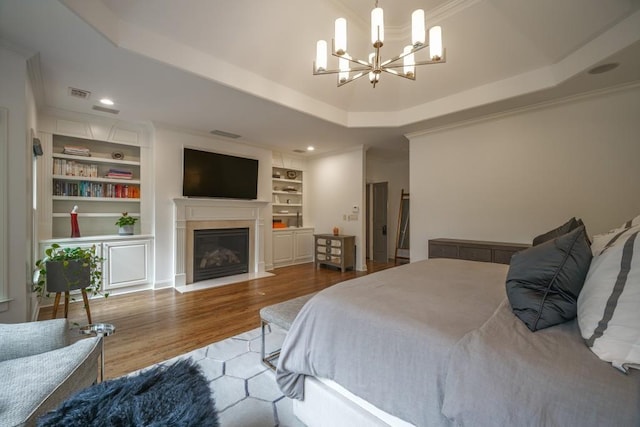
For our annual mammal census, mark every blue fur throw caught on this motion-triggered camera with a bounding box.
[38,359,219,427]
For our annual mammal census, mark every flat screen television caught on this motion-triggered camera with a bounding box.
[182,148,259,200]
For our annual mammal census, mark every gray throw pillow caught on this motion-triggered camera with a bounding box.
[532,217,581,246]
[506,225,592,331]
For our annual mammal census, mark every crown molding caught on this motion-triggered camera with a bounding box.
[405,81,640,139]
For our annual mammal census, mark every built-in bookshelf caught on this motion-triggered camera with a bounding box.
[49,134,142,238]
[272,167,303,228]
[271,158,313,269]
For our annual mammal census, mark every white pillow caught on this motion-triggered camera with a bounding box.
[620,214,640,229]
[578,226,640,372]
[591,226,639,256]
[591,214,640,256]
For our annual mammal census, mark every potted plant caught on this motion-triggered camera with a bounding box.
[115,212,138,235]
[33,244,107,299]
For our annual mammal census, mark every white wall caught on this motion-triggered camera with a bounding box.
[308,146,367,271]
[0,46,33,322]
[408,85,640,261]
[153,126,273,286]
[366,149,410,260]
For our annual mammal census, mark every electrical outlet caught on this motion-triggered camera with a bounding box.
[348,214,358,221]
[343,214,347,220]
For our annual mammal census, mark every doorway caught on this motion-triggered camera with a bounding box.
[370,182,388,262]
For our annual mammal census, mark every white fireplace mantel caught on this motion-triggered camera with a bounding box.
[173,198,269,287]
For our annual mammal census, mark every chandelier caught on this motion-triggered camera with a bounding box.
[313,1,445,88]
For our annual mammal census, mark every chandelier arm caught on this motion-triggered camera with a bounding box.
[314,65,373,75]
[381,49,447,69]
[382,59,446,70]
[330,52,371,68]
[380,43,429,67]
[380,68,416,81]
[411,58,447,66]
[337,70,370,87]
[413,49,447,65]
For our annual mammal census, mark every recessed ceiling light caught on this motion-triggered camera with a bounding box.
[588,63,619,75]
[99,98,114,106]
[307,146,315,151]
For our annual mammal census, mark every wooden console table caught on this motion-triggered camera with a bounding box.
[428,238,530,265]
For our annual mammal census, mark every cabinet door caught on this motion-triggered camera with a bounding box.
[428,243,458,259]
[294,230,314,262]
[273,231,294,266]
[459,246,492,262]
[104,239,151,290]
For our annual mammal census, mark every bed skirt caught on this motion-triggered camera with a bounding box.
[293,376,415,427]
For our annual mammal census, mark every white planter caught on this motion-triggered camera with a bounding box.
[118,225,134,235]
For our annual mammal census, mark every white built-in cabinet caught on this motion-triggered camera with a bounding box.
[39,236,153,294]
[103,238,152,290]
[272,228,315,268]
[271,154,314,269]
[37,114,153,293]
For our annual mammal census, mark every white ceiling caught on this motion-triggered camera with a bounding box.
[1,0,639,157]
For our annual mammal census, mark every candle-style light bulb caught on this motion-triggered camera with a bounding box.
[371,7,384,47]
[315,40,327,72]
[335,18,347,55]
[339,57,350,83]
[411,9,425,46]
[403,45,415,77]
[429,26,443,61]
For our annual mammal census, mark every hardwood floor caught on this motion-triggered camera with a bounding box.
[38,261,396,379]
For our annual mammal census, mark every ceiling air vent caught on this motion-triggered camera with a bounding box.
[92,105,120,115]
[210,129,241,139]
[68,87,91,99]
[293,149,306,153]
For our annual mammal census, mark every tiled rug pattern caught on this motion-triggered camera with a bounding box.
[152,326,305,427]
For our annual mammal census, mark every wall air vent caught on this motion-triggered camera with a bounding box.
[210,129,241,139]
[68,87,91,99]
[292,149,306,153]
[92,105,120,115]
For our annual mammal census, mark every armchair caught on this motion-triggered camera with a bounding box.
[0,319,101,427]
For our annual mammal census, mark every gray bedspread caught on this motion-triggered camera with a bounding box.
[442,299,640,427]
[276,258,508,426]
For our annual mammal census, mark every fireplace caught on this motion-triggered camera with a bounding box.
[173,198,269,288]
[193,228,249,282]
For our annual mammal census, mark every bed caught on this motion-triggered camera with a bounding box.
[275,257,640,426]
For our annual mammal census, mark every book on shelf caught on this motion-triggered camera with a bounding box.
[53,179,140,198]
[106,168,133,179]
[53,159,98,178]
[62,145,91,156]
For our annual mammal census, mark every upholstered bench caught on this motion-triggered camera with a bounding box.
[260,293,316,370]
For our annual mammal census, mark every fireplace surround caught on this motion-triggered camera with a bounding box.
[173,198,269,288]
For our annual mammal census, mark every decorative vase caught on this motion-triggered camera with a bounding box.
[45,260,90,293]
[118,225,134,236]
[333,226,340,236]
[70,212,81,238]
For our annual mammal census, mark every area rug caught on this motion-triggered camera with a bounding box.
[168,326,304,427]
[38,358,218,427]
